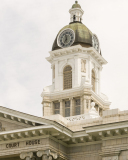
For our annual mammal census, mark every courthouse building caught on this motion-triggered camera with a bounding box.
[1,1,128,160]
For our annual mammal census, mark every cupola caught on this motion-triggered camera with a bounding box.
[69,1,84,23]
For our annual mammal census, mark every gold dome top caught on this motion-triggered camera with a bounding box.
[52,23,93,51]
[72,1,81,9]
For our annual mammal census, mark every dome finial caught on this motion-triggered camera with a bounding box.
[72,1,81,9]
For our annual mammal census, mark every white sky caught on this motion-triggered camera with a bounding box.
[0,0,128,117]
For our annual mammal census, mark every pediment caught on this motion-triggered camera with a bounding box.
[0,117,32,132]
[0,106,53,132]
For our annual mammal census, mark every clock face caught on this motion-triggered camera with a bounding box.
[92,34,100,53]
[58,29,75,48]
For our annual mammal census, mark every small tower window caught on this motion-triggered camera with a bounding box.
[75,99,81,115]
[63,65,72,90]
[91,69,95,92]
[73,15,76,22]
[65,101,70,117]
[54,102,60,114]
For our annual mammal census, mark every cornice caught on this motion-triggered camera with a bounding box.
[91,91,111,107]
[42,84,91,98]
[84,121,128,133]
[47,45,107,65]
[42,85,110,108]
[0,117,128,146]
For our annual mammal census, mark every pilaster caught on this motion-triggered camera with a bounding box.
[59,100,64,116]
[74,56,79,87]
[43,101,51,116]
[70,98,73,116]
[55,61,59,90]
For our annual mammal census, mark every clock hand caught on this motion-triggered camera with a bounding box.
[64,35,67,43]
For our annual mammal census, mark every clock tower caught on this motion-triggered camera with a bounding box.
[41,1,111,121]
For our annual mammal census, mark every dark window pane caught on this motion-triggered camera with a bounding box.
[75,106,80,115]
[76,99,80,105]
[65,108,70,117]
[55,110,60,114]
[54,102,60,114]
[65,101,70,107]
[75,99,81,115]
[63,65,72,90]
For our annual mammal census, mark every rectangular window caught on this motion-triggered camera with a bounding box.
[65,101,70,117]
[75,99,81,115]
[54,102,60,114]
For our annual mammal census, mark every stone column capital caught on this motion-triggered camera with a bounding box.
[59,99,63,102]
[37,149,58,159]
[20,152,33,160]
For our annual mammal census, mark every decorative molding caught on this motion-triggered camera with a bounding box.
[20,152,33,160]
[37,150,58,159]
[81,59,86,73]
[47,45,107,65]
[99,150,120,158]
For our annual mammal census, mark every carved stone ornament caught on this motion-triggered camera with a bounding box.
[81,59,86,73]
[20,152,33,160]
[37,150,58,160]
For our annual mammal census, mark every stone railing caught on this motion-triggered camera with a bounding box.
[66,103,99,122]
[66,113,99,122]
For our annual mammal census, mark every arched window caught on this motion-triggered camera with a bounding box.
[73,15,76,22]
[63,65,72,90]
[91,69,95,92]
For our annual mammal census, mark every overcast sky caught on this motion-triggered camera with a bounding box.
[0,0,128,117]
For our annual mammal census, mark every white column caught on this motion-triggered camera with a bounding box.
[88,98,91,110]
[55,61,59,91]
[88,57,92,84]
[59,73,63,90]
[74,56,80,87]
[95,78,99,94]
[51,102,54,115]
[59,100,63,116]
[83,96,87,114]
[80,97,83,114]
[78,58,81,86]
[98,68,101,94]
[70,98,73,116]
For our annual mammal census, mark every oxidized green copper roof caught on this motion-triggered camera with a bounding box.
[72,1,81,9]
[52,22,93,51]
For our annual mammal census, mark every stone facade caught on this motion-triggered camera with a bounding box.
[1,2,127,160]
